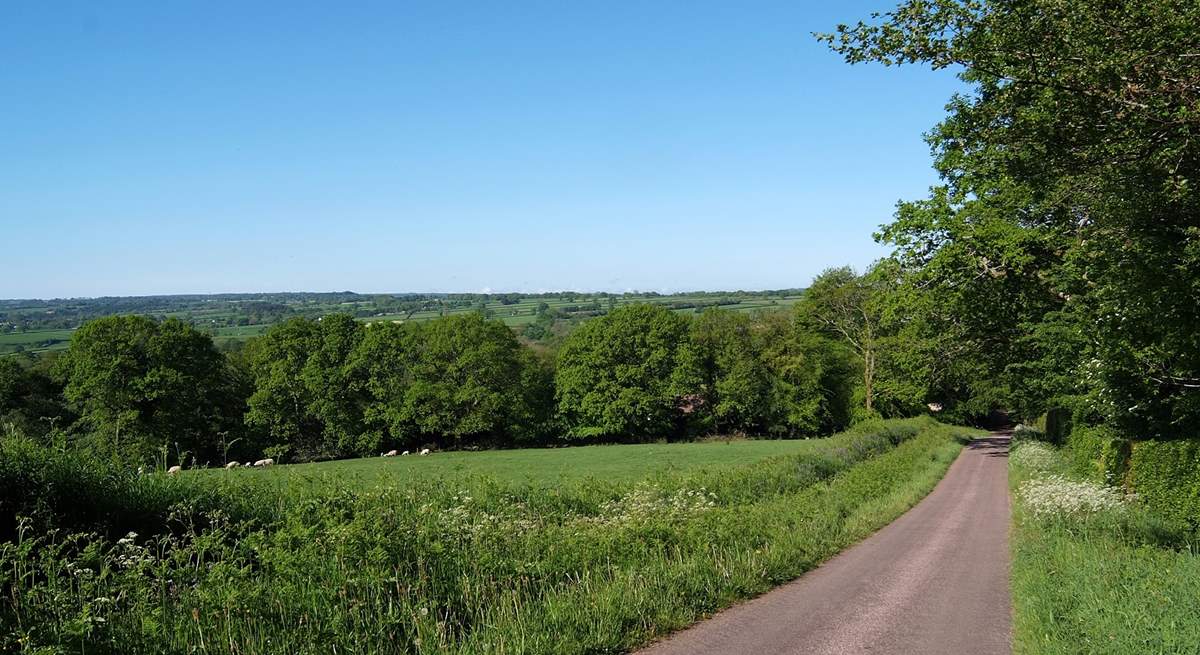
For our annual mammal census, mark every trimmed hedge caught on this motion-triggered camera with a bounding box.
[1129,438,1200,529]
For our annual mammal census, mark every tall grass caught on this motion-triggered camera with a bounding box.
[1009,440,1200,654]
[2,418,969,654]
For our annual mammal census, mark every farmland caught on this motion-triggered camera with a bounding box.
[0,290,801,355]
[201,437,831,489]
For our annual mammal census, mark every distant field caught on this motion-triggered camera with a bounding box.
[0,328,73,354]
[1,293,801,354]
[205,437,824,488]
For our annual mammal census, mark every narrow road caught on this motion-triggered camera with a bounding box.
[638,435,1012,655]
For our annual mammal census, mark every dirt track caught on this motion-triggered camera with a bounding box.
[637,435,1012,655]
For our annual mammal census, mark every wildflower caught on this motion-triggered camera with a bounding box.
[1018,475,1127,517]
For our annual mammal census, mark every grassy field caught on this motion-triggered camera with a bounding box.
[1009,439,1200,654]
[218,438,829,488]
[2,417,972,654]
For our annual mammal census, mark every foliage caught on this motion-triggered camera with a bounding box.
[57,316,242,462]
[1128,438,1200,530]
[554,304,692,439]
[674,309,774,434]
[822,0,1200,438]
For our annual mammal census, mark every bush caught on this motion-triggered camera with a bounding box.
[1128,438,1200,530]
[1064,425,1119,482]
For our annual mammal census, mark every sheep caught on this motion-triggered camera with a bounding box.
[419,448,431,456]
[401,450,410,456]
[253,458,274,467]
[225,461,241,469]
[244,462,252,468]
[167,465,183,475]
[382,449,398,457]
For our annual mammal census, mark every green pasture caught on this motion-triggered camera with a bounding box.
[206,437,825,488]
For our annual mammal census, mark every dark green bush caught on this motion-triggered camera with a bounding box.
[1129,438,1200,530]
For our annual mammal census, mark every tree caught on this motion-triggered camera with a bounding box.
[59,316,238,461]
[674,309,773,434]
[348,321,421,448]
[822,0,1200,437]
[800,267,887,415]
[244,318,324,456]
[753,310,856,435]
[555,304,691,439]
[401,313,534,443]
[0,357,69,439]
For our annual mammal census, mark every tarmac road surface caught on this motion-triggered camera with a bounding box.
[637,434,1012,655]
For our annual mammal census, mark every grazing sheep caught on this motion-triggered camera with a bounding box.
[419,448,430,456]
[244,462,252,468]
[225,461,240,469]
[382,449,398,457]
[167,465,182,475]
[253,458,274,467]
[401,450,410,456]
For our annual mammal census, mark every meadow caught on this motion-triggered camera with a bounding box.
[211,438,829,489]
[1008,435,1200,654]
[1,417,973,654]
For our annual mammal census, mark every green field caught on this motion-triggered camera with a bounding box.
[1,292,801,355]
[208,437,826,488]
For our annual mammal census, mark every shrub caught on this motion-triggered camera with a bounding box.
[1128,438,1200,529]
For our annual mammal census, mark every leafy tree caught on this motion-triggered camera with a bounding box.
[823,0,1200,437]
[59,316,238,461]
[753,310,856,435]
[0,357,69,439]
[555,304,691,439]
[675,309,773,434]
[302,314,367,454]
[402,313,535,442]
[799,266,888,416]
[348,321,421,448]
[244,318,324,456]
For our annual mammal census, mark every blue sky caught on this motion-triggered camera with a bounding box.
[1,1,962,298]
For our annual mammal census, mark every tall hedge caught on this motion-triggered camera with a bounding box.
[1128,439,1200,529]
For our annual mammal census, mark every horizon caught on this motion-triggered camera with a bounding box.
[1,285,808,303]
[2,2,963,298]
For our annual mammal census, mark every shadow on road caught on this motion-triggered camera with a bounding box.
[966,435,1011,458]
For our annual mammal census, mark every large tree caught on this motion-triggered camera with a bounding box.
[823,0,1200,437]
[555,304,691,439]
[59,316,238,461]
[674,309,774,435]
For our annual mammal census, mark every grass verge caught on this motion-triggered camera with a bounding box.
[1009,440,1200,654]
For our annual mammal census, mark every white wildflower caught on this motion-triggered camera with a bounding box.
[1018,475,1128,517]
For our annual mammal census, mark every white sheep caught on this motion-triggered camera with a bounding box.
[167,465,183,475]
[243,462,252,468]
[253,458,274,467]
[401,450,410,456]
[382,449,398,457]
[419,448,430,456]
[225,461,240,469]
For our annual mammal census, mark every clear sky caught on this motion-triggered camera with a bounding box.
[1,1,962,299]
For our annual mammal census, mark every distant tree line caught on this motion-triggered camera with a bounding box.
[0,278,957,465]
